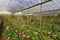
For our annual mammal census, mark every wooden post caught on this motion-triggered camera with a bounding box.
[0,16,4,40]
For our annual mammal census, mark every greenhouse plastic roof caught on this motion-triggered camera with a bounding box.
[0,0,52,13]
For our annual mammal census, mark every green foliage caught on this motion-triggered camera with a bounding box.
[0,15,60,40]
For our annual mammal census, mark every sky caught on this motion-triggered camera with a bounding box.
[0,0,60,14]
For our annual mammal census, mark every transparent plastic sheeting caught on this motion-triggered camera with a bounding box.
[21,0,60,13]
[0,0,49,13]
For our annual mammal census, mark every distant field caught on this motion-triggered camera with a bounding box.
[0,14,60,40]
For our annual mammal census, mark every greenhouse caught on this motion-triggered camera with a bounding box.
[0,0,60,40]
